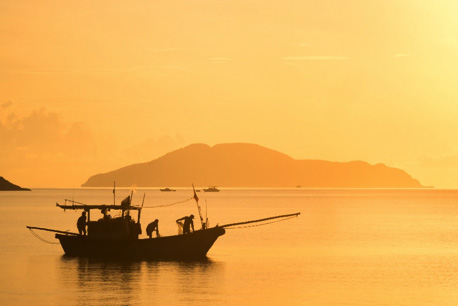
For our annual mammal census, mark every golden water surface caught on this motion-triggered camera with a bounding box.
[1,188,458,305]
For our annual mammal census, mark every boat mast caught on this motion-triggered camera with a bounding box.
[193,184,205,229]
[137,193,145,223]
[113,181,116,206]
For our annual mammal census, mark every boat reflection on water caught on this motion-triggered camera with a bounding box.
[60,256,141,305]
[58,256,225,305]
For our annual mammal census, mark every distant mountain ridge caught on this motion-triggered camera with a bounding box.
[82,143,424,188]
[0,177,31,191]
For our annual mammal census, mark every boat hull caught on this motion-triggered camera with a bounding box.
[56,227,225,260]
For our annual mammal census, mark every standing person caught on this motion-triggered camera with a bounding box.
[77,211,87,235]
[101,208,111,220]
[176,214,195,234]
[146,219,159,238]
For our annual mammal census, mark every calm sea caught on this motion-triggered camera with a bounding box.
[1,188,458,305]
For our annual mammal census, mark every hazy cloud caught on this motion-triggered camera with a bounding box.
[0,107,98,186]
[0,108,97,157]
[1,100,12,109]
[418,154,458,168]
[148,47,181,52]
[123,134,186,162]
[9,65,187,78]
[283,56,347,61]
[9,68,66,75]
[201,57,233,64]
[0,106,190,187]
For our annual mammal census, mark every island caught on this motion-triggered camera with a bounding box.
[82,143,425,188]
[0,177,31,191]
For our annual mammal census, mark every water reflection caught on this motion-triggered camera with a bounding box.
[58,256,225,305]
[59,256,141,305]
[172,260,226,304]
[12,189,458,305]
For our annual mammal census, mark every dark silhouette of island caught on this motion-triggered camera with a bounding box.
[82,143,425,188]
[0,177,31,191]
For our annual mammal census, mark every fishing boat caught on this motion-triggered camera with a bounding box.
[28,201,224,259]
[203,186,220,192]
[27,188,300,260]
[56,223,224,259]
[160,188,176,192]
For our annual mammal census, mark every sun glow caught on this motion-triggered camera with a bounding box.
[1,1,458,187]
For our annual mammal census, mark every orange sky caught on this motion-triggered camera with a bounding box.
[1,1,458,188]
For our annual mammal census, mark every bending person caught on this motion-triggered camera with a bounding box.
[146,219,159,238]
[176,214,195,234]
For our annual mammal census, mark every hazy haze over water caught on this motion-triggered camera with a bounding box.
[1,188,458,305]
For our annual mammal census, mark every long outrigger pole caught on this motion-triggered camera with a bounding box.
[138,193,145,223]
[26,226,80,236]
[220,212,300,228]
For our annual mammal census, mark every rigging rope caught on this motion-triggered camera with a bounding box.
[223,215,299,230]
[28,228,60,245]
[221,212,300,228]
[141,197,194,209]
[63,197,195,210]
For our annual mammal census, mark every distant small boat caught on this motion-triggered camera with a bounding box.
[203,186,220,192]
[160,188,176,192]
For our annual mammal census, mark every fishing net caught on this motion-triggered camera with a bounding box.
[28,228,61,244]
[176,221,184,235]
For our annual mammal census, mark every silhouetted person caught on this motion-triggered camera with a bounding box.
[146,219,159,238]
[176,214,194,234]
[101,208,111,220]
[77,211,87,235]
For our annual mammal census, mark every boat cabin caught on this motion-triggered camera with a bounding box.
[57,199,143,240]
[87,215,141,240]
